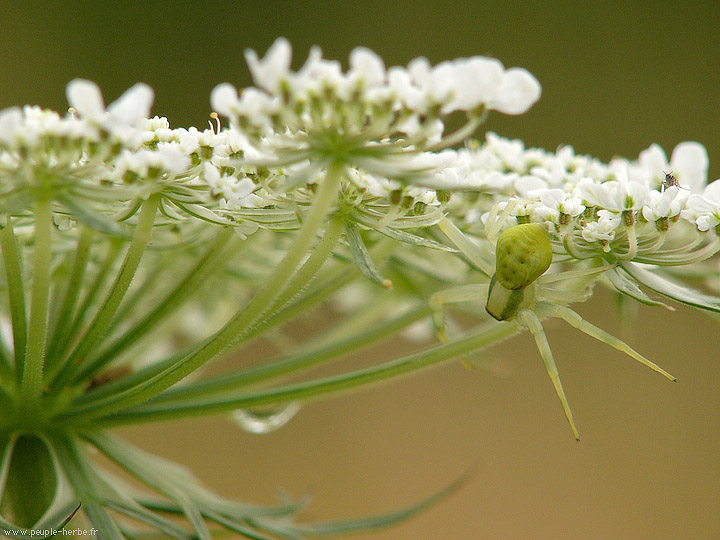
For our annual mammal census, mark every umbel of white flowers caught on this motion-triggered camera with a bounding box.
[209,37,542,187]
[1,37,720,538]
[2,39,719,253]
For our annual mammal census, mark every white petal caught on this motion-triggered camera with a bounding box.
[235,177,257,199]
[0,107,23,143]
[641,205,655,222]
[638,143,668,174]
[203,162,220,183]
[244,37,292,93]
[489,68,541,115]
[538,188,566,208]
[703,178,720,202]
[449,57,504,111]
[210,83,239,117]
[237,88,278,118]
[428,61,457,104]
[107,83,154,125]
[670,141,708,193]
[514,175,547,197]
[614,163,629,184]
[407,57,432,87]
[696,215,719,231]
[687,193,716,215]
[66,79,105,118]
[156,143,191,173]
[625,181,651,208]
[349,47,386,87]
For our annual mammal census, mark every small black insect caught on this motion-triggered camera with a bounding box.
[662,171,682,192]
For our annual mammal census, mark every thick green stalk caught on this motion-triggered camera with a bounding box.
[54,164,345,422]
[48,195,160,391]
[2,435,57,529]
[1,218,27,384]
[261,215,344,316]
[0,344,13,382]
[21,197,53,407]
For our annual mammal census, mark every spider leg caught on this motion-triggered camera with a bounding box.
[538,263,612,285]
[375,203,402,229]
[518,308,580,440]
[537,303,676,381]
[429,283,489,342]
[437,218,494,276]
[484,200,517,245]
[535,286,593,305]
[536,263,613,305]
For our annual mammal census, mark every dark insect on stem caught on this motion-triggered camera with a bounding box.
[86,365,132,391]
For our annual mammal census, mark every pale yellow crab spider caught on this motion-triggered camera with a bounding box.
[432,219,675,440]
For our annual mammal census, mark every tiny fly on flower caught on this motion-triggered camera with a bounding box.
[662,171,682,192]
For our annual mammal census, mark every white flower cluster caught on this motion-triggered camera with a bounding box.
[422,134,720,265]
[0,81,447,238]
[210,38,541,172]
[0,40,716,270]
[224,37,541,115]
[0,82,255,234]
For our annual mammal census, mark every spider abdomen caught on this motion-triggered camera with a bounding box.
[486,223,553,321]
[495,223,552,290]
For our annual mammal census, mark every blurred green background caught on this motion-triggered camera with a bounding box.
[2,1,719,538]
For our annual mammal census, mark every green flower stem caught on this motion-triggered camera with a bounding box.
[1,217,27,385]
[70,227,236,384]
[45,226,95,375]
[0,345,13,383]
[90,321,520,427]
[48,195,160,391]
[258,215,345,319]
[426,109,487,152]
[238,236,396,347]
[136,304,431,406]
[0,386,15,424]
[46,240,123,371]
[104,252,166,327]
[20,197,53,407]
[69,254,356,409]
[56,163,345,423]
[68,235,394,412]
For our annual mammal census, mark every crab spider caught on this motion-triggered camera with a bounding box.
[431,221,675,440]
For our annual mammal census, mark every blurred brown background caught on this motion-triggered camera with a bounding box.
[2,1,719,538]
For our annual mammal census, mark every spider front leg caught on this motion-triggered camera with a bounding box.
[429,283,489,342]
[517,308,580,440]
[534,302,676,381]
